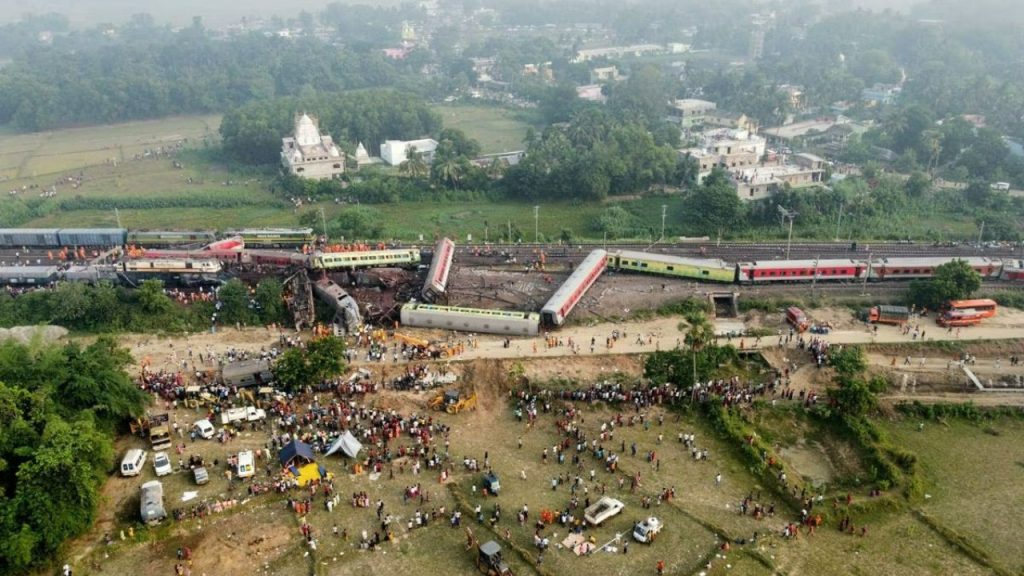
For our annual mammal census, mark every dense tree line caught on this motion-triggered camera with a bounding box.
[0,336,148,574]
[220,91,442,165]
[503,108,682,201]
[0,22,413,132]
[0,278,287,333]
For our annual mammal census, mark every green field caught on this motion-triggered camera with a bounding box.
[432,104,534,155]
[883,417,1024,575]
[0,115,220,181]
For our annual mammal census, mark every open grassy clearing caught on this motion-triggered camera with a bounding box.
[883,417,1024,575]
[432,104,533,154]
[0,115,220,181]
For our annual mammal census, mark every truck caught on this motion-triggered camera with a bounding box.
[219,406,267,426]
[632,517,663,543]
[140,480,166,525]
[786,307,809,332]
[862,305,910,325]
[149,424,172,452]
[584,497,624,526]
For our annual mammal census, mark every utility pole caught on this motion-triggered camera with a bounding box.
[811,255,819,297]
[977,221,985,246]
[834,203,844,241]
[114,208,122,228]
[534,205,540,244]
[778,206,798,259]
[507,219,512,244]
[862,252,872,295]
[319,206,328,241]
[660,204,667,242]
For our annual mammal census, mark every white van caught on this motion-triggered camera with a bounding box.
[236,450,255,478]
[193,419,216,440]
[121,449,147,477]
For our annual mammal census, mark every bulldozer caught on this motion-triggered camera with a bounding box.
[431,390,478,414]
[448,393,477,414]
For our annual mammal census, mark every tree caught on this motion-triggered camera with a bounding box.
[683,168,743,236]
[255,278,286,325]
[829,346,868,376]
[608,65,669,126]
[905,171,932,198]
[273,336,347,391]
[136,279,173,315]
[331,205,384,239]
[907,259,982,310]
[216,279,253,325]
[828,376,877,417]
[399,150,430,179]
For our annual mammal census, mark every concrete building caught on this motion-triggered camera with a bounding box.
[683,129,766,184]
[704,110,757,132]
[576,84,607,103]
[380,138,439,166]
[762,116,852,145]
[667,99,717,128]
[590,65,621,83]
[861,84,901,106]
[733,164,825,201]
[572,44,665,63]
[281,114,345,180]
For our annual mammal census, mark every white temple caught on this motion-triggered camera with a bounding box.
[281,114,345,180]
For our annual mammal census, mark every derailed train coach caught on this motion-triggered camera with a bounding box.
[401,303,541,337]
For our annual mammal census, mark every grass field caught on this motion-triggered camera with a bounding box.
[432,104,534,155]
[0,115,221,181]
[883,417,1024,574]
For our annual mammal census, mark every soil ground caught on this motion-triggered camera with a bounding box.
[57,303,1024,576]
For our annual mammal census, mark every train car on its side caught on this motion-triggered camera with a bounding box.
[0,266,60,285]
[127,230,217,248]
[401,303,540,337]
[312,249,422,270]
[422,238,455,302]
[1001,260,1024,281]
[120,259,222,287]
[541,249,607,326]
[867,257,1001,281]
[0,229,62,248]
[229,228,315,247]
[607,250,734,283]
[736,259,868,283]
[246,250,311,268]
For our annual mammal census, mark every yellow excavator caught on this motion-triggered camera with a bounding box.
[431,390,478,414]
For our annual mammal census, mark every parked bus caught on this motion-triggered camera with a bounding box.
[946,299,997,318]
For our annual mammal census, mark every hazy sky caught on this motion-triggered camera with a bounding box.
[0,0,375,27]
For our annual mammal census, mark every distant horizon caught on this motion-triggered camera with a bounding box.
[0,0,932,29]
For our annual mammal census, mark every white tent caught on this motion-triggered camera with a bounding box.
[325,431,363,458]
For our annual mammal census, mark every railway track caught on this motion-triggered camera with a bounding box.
[458,241,1024,261]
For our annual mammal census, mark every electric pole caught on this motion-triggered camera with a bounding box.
[534,205,540,244]
[660,204,667,242]
[811,255,819,297]
[319,206,328,241]
[777,206,798,259]
[862,252,872,295]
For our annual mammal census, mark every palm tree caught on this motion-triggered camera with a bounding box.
[486,157,508,180]
[432,156,464,189]
[400,150,429,179]
[681,315,716,386]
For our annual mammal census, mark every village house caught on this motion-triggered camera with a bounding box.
[280,114,345,180]
[667,99,717,129]
[380,138,439,166]
[682,128,766,184]
[732,164,825,201]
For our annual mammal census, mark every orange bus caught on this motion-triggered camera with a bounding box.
[946,299,997,318]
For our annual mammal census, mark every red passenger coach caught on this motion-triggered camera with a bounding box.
[868,257,1000,280]
[1000,260,1024,281]
[736,259,867,283]
[422,237,455,302]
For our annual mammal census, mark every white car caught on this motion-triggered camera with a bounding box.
[584,497,625,526]
[193,419,216,440]
[633,517,663,543]
[152,451,173,477]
